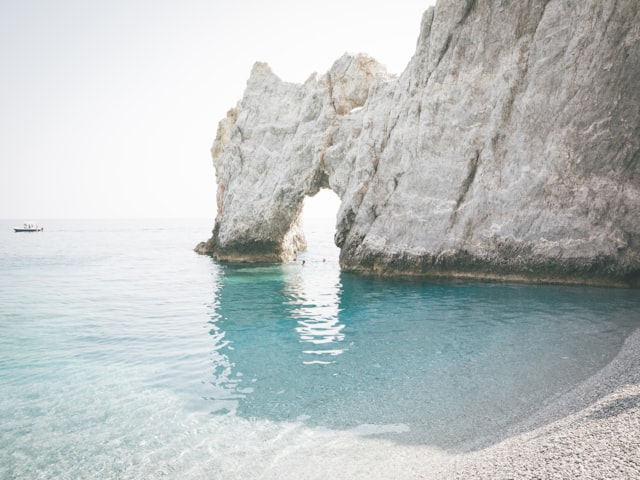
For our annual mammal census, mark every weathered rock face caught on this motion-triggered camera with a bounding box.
[197,0,640,287]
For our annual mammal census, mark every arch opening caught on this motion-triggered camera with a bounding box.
[299,189,341,264]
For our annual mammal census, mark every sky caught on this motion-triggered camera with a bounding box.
[0,0,435,220]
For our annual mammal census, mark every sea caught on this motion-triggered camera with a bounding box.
[1,214,639,479]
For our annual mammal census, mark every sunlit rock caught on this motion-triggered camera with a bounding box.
[195,54,390,262]
[197,0,640,287]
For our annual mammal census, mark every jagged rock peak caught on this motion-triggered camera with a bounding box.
[195,52,389,263]
[197,0,640,287]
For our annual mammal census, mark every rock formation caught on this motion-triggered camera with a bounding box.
[196,0,640,287]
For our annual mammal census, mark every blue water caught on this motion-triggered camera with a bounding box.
[1,218,639,479]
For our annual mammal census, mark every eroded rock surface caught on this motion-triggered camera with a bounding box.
[197,0,640,287]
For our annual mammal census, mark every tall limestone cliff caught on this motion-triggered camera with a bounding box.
[196,0,640,287]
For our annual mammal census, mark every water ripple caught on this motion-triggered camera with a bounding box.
[1,219,639,479]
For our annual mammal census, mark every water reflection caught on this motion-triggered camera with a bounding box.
[204,320,247,415]
[284,258,346,364]
[202,264,253,416]
[204,257,346,422]
[203,259,640,448]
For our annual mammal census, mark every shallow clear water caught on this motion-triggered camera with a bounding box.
[1,218,639,479]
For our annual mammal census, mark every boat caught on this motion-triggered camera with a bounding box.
[14,223,44,232]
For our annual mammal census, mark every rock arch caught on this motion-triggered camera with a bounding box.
[195,53,387,263]
[197,1,640,287]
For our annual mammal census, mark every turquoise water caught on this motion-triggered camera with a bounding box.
[1,218,639,479]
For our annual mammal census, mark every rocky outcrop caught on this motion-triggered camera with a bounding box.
[196,0,640,287]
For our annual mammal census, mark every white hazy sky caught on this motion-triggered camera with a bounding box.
[1,0,435,220]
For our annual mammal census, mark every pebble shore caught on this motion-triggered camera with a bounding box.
[227,329,640,480]
[446,328,640,479]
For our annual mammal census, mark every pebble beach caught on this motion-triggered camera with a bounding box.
[446,328,640,479]
[232,329,640,480]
